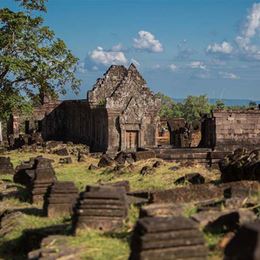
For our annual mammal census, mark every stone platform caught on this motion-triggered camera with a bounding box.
[73,185,128,233]
[43,181,79,217]
[129,216,208,260]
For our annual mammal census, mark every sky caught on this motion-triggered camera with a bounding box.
[2,0,260,100]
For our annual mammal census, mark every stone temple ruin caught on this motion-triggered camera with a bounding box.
[8,64,161,153]
[5,64,260,165]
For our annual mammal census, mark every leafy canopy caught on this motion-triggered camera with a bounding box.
[0,0,81,120]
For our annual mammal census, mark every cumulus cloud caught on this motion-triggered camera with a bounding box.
[189,61,207,70]
[169,64,178,72]
[133,30,163,52]
[207,41,233,54]
[219,72,240,80]
[236,3,260,60]
[243,3,260,39]
[89,46,128,66]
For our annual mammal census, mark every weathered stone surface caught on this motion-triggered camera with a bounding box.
[219,180,260,199]
[174,173,205,185]
[201,109,260,151]
[224,221,260,260]
[53,147,69,156]
[14,157,57,203]
[28,235,84,260]
[192,209,256,232]
[59,157,72,164]
[129,216,207,260]
[152,160,163,168]
[150,184,223,204]
[73,185,128,233]
[0,211,24,237]
[132,150,156,161]
[127,190,150,205]
[43,181,78,217]
[140,203,185,218]
[219,148,260,182]
[88,164,99,170]
[0,157,15,175]
[98,154,114,168]
[140,166,155,176]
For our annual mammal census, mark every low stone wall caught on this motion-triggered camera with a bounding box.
[201,110,260,151]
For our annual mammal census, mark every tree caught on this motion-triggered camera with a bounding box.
[0,0,80,138]
[182,95,211,123]
[155,92,184,118]
[249,101,257,108]
[215,99,225,110]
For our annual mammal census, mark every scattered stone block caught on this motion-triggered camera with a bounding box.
[192,209,256,233]
[224,221,260,259]
[152,160,163,168]
[0,157,15,175]
[219,148,260,182]
[98,154,114,168]
[88,164,99,170]
[150,184,223,204]
[43,181,79,217]
[140,166,155,176]
[219,180,260,199]
[59,157,72,164]
[53,147,69,156]
[72,185,128,233]
[129,216,208,260]
[0,211,24,237]
[15,157,57,203]
[174,173,205,185]
[127,190,150,205]
[132,150,156,161]
[28,235,84,260]
[140,203,185,218]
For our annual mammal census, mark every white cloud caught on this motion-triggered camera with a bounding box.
[243,3,260,39]
[89,46,128,66]
[133,30,163,52]
[219,72,240,80]
[111,43,124,52]
[189,61,207,70]
[207,41,233,54]
[169,64,178,72]
[236,3,260,60]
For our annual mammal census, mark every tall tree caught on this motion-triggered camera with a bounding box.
[0,0,81,138]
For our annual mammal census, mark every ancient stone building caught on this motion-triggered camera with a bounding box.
[9,64,161,153]
[8,92,61,137]
[200,109,260,151]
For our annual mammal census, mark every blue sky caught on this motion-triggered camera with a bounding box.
[2,0,260,100]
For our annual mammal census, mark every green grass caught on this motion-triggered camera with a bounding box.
[0,151,222,259]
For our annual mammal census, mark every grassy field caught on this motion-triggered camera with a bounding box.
[0,150,222,259]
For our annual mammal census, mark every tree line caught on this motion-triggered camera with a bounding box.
[156,93,258,123]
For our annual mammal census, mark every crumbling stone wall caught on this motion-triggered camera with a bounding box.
[201,110,260,151]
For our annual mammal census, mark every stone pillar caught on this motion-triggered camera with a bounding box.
[106,109,120,153]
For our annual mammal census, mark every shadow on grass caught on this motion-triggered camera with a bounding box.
[0,223,72,260]
[104,230,133,245]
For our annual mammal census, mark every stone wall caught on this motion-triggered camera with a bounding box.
[201,110,260,151]
[42,101,108,152]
